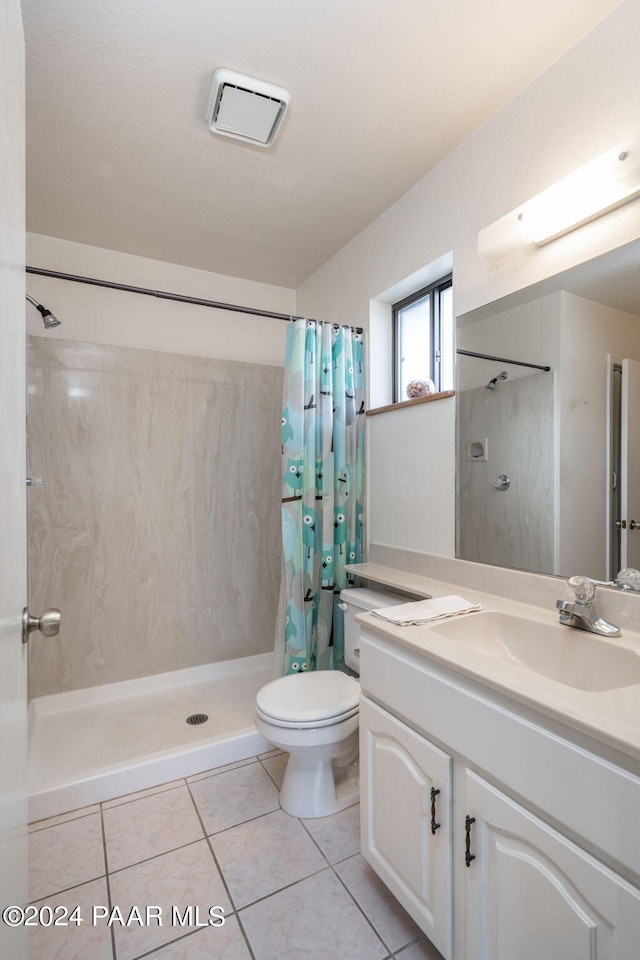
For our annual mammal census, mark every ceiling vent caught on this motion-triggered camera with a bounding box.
[207,68,290,148]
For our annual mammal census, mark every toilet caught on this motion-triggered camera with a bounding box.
[255,587,406,818]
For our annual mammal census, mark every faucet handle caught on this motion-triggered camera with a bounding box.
[567,576,595,603]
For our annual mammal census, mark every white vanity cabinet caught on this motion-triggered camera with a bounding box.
[358,629,640,960]
[463,769,640,960]
[360,697,453,957]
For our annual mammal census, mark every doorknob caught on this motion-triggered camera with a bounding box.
[22,607,61,644]
[631,520,640,530]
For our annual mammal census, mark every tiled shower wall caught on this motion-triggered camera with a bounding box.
[27,337,283,698]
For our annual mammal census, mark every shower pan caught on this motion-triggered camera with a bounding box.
[28,654,272,821]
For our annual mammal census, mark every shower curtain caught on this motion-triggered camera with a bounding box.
[275,319,365,676]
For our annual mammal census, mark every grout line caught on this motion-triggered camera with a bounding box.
[99,806,117,960]
[257,753,287,790]
[125,926,214,960]
[30,873,106,905]
[235,863,333,913]
[298,815,335,867]
[184,779,262,960]
[28,807,100,833]
[100,778,189,812]
[234,910,259,960]
[186,757,258,784]
[256,748,284,760]
[184,780,239,919]
[200,805,283,840]
[330,859,392,955]
[106,837,206,878]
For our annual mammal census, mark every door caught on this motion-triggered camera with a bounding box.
[464,770,640,960]
[360,697,453,958]
[620,358,640,569]
[0,3,28,959]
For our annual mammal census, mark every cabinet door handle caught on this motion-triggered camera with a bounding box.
[465,815,476,867]
[430,787,441,835]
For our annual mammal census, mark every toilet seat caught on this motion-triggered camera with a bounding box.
[256,703,359,729]
[256,671,360,727]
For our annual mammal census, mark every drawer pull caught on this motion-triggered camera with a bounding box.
[465,815,476,867]
[430,787,441,835]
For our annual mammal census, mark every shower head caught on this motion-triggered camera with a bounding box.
[26,294,61,329]
[486,370,508,391]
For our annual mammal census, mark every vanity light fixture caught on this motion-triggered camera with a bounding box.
[478,138,640,260]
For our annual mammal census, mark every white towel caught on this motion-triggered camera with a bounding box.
[370,595,482,626]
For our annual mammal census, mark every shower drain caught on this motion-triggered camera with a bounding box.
[186,713,209,726]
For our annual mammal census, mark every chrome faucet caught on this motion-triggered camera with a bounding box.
[556,576,620,637]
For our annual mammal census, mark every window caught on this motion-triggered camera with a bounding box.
[393,275,453,402]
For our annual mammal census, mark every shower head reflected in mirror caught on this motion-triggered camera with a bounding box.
[486,370,508,391]
[25,294,61,329]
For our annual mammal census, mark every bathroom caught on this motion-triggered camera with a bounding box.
[2,1,640,959]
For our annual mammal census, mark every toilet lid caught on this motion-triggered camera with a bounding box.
[256,671,360,724]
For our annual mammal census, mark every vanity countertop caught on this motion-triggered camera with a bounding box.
[348,562,640,766]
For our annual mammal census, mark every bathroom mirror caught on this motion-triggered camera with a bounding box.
[455,238,640,583]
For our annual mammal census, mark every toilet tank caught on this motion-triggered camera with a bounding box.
[340,587,409,672]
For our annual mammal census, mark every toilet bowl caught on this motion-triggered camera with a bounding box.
[255,587,407,818]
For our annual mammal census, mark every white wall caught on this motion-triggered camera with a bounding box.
[26,233,293,366]
[368,398,456,555]
[559,292,640,578]
[296,0,640,558]
[457,293,562,390]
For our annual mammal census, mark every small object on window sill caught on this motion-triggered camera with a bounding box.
[406,378,435,399]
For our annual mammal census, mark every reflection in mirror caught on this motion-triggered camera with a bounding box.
[456,239,640,583]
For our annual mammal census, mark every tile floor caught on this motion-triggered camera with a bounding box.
[28,750,444,960]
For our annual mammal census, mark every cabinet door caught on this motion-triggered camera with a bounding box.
[360,696,452,958]
[464,769,640,960]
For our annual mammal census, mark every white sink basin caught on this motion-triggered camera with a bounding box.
[430,611,640,692]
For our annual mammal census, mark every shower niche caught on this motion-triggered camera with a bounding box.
[464,439,488,461]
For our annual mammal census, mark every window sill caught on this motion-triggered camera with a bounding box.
[366,390,455,416]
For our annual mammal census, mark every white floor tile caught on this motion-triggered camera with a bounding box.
[240,868,388,960]
[189,763,280,835]
[143,915,252,959]
[211,809,326,908]
[303,802,361,863]
[260,752,288,789]
[394,936,445,959]
[28,877,112,960]
[29,813,105,901]
[109,841,231,960]
[335,853,422,952]
[103,785,204,871]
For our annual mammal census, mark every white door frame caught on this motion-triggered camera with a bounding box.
[0,3,28,959]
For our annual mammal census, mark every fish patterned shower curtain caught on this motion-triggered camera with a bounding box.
[276,319,365,675]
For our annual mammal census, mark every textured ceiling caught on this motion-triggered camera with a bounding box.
[22,0,622,287]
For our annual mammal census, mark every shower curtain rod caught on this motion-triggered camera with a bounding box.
[456,348,550,372]
[26,265,362,330]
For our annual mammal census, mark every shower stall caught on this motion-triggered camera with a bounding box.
[455,347,555,576]
[26,327,284,820]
